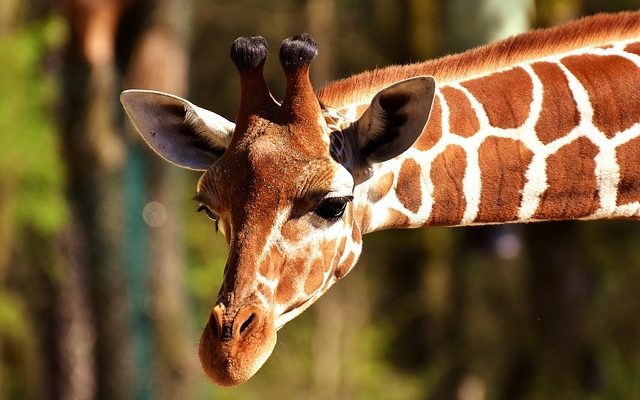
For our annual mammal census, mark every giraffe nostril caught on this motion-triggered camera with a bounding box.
[239,313,256,335]
[209,305,228,340]
[221,324,233,342]
[208,312,220,338]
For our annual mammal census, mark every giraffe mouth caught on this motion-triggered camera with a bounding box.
[275,300,314,331]
[198,307,277,387]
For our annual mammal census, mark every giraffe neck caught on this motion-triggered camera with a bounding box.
[318,12,640,109]
[340,40,640,233]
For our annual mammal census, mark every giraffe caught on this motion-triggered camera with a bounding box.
[120,12,640,386]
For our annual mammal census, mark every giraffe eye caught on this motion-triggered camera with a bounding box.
[315,196,353,221]
[197,204,219,231]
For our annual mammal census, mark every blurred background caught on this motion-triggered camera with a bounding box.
[2,0,640,399]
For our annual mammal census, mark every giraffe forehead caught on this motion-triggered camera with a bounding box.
[240,118,332,163]
[199,145,342,207]
[245,140,337,190]
[234,110,330,153]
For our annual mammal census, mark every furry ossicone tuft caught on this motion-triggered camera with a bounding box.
[230,36,269,73]
[279,33,318,71]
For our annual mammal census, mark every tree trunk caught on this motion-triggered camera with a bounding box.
[55,223,96,400]
[61,1,134,399]
[122,0,196,398]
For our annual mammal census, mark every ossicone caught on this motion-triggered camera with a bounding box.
[229,36,278,130]
[278,33,322,124]
[230,36,268,73]
[279,33,318,72]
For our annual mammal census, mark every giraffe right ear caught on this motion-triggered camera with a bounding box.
[349,76,436,179]
[121,90,235,171]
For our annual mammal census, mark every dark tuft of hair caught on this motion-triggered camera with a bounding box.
[230,36,268,73]
[279,33,318,71]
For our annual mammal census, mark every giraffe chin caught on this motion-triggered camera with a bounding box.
[198,317,277,386]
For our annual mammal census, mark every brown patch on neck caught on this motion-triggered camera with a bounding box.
[396,158,423,214]
[475,137,533,223]
[441,86,480,137]
[427,145,467,225]
[534,137,599,220]
[623,41,640,55]
[415,96,442,151]
[367,171,395,203]
[562,54,640,139]
[318,12,640,109]
[616,136,640,206]
[532,62,580,144]
[462,67,533,129]
[384,209,411,227]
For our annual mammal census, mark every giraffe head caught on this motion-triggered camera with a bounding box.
[121,34,436,386]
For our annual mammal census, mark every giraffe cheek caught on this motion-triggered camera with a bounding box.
[303,258,325,294]
[281,220,304,242]
[351,223,362,245]
[275,275,297,306]
[275,256,306,305]
[333,233,361,280]
[334,252,356,280]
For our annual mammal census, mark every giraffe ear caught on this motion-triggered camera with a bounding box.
[121,90,235,171]
[352,76,436,165]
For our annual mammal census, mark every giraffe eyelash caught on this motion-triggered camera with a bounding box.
[314,196,353,221]
[197,203,219,232]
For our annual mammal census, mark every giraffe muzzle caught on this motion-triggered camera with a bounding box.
[198,302,276,386]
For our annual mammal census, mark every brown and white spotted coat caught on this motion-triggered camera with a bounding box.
[121,12,640,388]
[320,12,640,233]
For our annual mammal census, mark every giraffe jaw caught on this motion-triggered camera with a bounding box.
[274,276,337,330]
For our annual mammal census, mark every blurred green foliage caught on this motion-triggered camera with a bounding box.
[0,16,66,327]
[0,17,67,235]
[0,16,69,399]
[0,291,27,339]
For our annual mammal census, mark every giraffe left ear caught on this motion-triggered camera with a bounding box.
[121,90,235,171]
[351,76,436,168]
